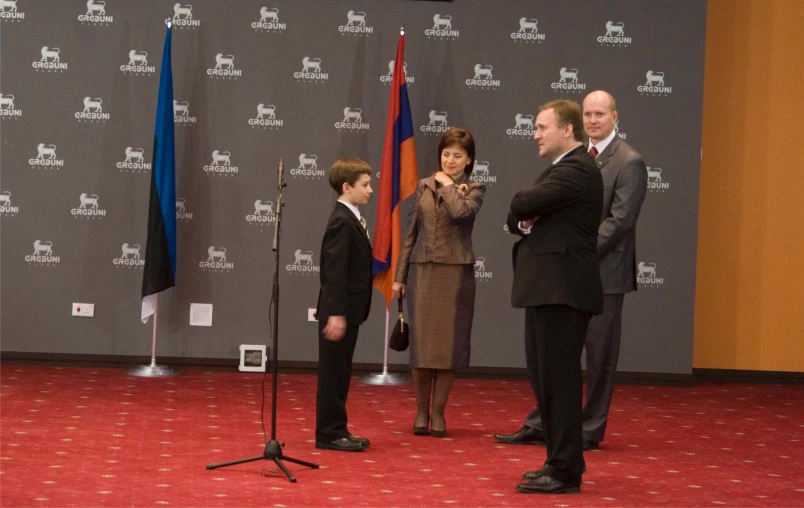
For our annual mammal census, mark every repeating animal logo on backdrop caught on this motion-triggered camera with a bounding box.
[598,21,631,47]
[380,60,414,85]
[646,166,670,192]
[245,198,277,228]
[71,193,106,219]
[474,256,492,281]
[615,119,626,140]
[425,14,459,40]
[638,70,672,96]
[465,64,500,90]
[200,246,234,272]
[338,10,373,36]
[26,240,60,266]
[207,53,241,79]
[252,7,286,33]
[117,146,151,173]
[120,50,155,76]
[470,160,496,185]
[33,46,68,72]
[29,143,65,170]
[0,0,24,22]
[0,191,19,216]
[78,0,113,25]
[173,99,196,126]
[291,153,325,179]
[249,103,284,130]
[510,17,545,43]
[75,96,110,123]
[420,110,453,136]
[176,197,193,222]
[171,3,200,28]
[294,57,329,83]
[286,249,319,275]
[336,107,370,133]
[551,67,586,94]
[114,243,145,269]
[204,150,239,176]
[506,113,535,139]
[637,261,663,287]
[0,92,22,119]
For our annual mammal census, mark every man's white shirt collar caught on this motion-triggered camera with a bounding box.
[553,144,581,164]
[588,128,617,156]
[338,199,361,221]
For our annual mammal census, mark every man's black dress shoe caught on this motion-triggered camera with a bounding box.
[516,475,580,494]
[348,435,370,448]
[494,426,545,445]
[523,465,586,480]
[582,439,599,451]
[315,437,365,452]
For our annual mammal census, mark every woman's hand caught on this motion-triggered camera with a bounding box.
[392,282,406,298]
[433,171,453,187]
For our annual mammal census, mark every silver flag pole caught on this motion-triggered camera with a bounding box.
[361,308,408,385]
[127,293,179,377]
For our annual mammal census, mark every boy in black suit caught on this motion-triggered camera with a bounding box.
[315,158,374,452]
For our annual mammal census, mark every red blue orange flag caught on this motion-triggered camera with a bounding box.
[372,29,418,309]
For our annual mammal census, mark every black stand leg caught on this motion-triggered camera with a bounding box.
[205,160,318,482]
[206,440,319,483]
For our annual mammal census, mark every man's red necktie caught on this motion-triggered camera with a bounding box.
[589,145,599,158]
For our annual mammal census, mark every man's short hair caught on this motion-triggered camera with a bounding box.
[328,157,372,195]
[539,99,584,141]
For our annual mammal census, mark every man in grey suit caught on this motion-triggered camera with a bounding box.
[495,90,647,451]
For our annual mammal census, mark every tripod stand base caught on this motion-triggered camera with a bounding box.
[206,440,318,483]
[361,372,409,385]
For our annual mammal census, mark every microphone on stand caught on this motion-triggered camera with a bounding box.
[273,158,285,251]
[276,158,285,207]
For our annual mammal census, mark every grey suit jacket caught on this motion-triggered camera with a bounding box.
[593,137,647,294]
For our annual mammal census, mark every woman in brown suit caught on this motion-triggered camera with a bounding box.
[392,128,486,437]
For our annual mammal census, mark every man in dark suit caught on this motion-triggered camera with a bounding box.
[506,100,603,494]
[495,91,647,451]
[315,158,374,452]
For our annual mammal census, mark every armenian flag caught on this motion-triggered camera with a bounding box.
[372,29,419,309]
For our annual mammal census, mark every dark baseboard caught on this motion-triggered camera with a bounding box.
[7,353,800,385]
[2,351,698,386]
[693,368,804,384]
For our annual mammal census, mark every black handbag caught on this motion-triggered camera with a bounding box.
[389,297,409,352]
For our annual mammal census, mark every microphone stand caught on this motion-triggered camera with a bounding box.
[206,159,319,482]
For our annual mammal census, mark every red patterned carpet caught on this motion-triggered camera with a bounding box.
[1,365,803,507]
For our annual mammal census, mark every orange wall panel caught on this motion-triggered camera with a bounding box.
[694,0,804,371]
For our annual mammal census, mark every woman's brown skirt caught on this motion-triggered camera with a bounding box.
[406,262,475,369]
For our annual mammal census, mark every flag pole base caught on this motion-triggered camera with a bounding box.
[360,372,409,385]
[125,364,180,378]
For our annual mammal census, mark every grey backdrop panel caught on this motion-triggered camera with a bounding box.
[0,0,706,375]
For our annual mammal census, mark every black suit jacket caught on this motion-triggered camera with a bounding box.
[316,202,373,325]
[507,145,604,314]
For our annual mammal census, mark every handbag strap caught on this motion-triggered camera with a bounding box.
[397,297,403,313]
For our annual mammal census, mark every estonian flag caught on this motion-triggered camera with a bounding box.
[371,30,419,309]
[141,24,176,323]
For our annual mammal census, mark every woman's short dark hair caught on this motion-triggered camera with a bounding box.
[438,128,475,176]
